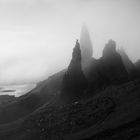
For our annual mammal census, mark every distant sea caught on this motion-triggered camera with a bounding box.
[0,84,36,97]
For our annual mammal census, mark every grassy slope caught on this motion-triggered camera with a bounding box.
[65,79,140,140]
[0,79,140,140]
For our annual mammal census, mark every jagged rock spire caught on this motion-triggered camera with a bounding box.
[80,24,93,64]
[61,40,87,102]
[72,40,81,62]
[102,39,128,83]
[68,39,82,72]
[103,39,116,57]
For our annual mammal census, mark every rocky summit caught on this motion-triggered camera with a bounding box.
[101,40,128,83]
[80,25,93,65]
[61,40,87,102]
[86,40,128,92]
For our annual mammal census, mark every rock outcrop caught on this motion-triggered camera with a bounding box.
[135,60,140,69]
[118,48,139,80]
[80,25,93,65]
[135,60,140,77]
[101,40,128,83]
[61,40,87,102]
[86,40,128,91]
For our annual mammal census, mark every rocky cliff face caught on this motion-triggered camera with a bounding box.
[135,60,140,77]
[86,40,128,91]
[80,25,93,65]
[135,60,140,69]
[61,40,87,101]
[101,40,128,83]
[118,48,139,80]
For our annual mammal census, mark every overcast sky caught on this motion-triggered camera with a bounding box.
[0,0,140,85]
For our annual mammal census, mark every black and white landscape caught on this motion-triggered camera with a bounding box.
[0,0,140,140]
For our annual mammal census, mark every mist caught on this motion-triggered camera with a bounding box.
[0,0,140,85]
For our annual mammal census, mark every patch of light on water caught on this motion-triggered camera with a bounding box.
[0,84,36,97]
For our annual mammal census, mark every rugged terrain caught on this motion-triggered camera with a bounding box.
[0,79,139,140]
[0,26,139,140]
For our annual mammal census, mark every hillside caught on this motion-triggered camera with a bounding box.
[0,79,140,140]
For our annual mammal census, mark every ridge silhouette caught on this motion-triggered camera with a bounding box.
[118,48,140,80]
[61,40,87,102]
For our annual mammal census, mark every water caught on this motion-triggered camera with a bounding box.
[0,84,36,97]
